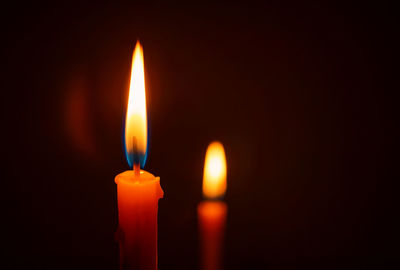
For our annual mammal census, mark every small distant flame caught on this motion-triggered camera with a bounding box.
[203,141,227,199]
[124,41,147,168]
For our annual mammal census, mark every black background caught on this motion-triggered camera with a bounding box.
[1,2,396,269]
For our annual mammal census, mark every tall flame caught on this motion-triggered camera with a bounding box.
[125,41,147,168]
[203,141,227,199]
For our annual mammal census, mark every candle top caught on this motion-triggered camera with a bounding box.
[115,170,159,185]
[198,201,227,218]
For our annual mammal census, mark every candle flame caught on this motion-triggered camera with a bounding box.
[124,41,147,168]
[203,141,227,199]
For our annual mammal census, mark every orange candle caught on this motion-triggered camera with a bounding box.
[115,41,163,270]
[198,141,227,270]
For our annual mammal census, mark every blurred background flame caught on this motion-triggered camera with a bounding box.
[203,141,227,199]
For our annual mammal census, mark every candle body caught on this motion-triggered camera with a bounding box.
[198,201,227,270]
[115,170,163,270]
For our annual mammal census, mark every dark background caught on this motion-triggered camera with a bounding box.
[1,2,396,269]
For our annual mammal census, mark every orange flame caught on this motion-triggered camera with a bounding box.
[203,141,227,199]
[125,41,147,168]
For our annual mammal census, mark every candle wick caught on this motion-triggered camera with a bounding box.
[131,136,140,178]
[134,161,140,178]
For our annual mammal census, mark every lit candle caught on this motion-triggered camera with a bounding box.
[115,41,163,270]
[198,141,227,270]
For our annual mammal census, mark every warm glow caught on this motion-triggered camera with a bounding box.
[125,41,147,168]
[203,141,227,199]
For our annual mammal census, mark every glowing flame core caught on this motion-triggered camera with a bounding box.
[203,141,227,199]
[125,41,147,168]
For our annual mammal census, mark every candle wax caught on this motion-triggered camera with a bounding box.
[115,170,163,270]
[198,201,227,270]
